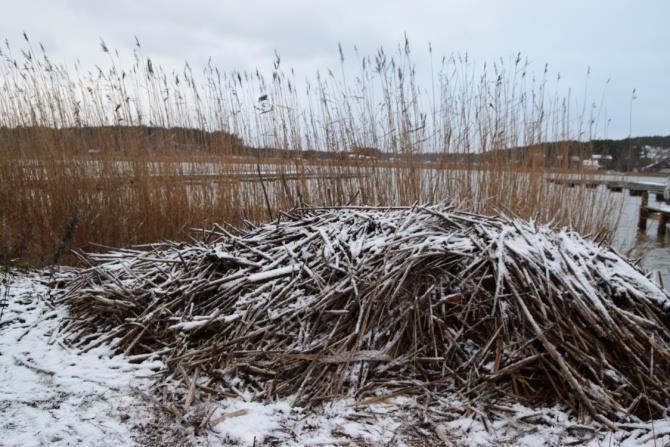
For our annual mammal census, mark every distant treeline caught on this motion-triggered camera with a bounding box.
[2,125,668,170]
[0,126,244,157]
[507,136,670,171]
[590,136,670,170]
[0,125,363,161]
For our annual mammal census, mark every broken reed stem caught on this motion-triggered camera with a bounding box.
[57,204,670,425]
[256,163,274,221]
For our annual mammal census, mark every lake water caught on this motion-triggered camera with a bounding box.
[612,184,670,290]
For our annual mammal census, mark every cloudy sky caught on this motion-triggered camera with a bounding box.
[2,0,668,138]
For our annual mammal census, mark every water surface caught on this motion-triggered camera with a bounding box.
[613,185,670,290]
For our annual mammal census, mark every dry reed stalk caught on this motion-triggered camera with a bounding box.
[58,204,670,426]
[0,35,618,266]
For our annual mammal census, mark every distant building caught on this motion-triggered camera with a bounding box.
[582,154,613,170]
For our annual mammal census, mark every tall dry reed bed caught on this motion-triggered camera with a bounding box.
[0,35,619,265]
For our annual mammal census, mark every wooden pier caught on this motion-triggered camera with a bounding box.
[638,192,670,237]
[548,177,668,200]
[548,176,670,236]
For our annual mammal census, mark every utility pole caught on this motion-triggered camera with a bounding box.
[627,88,637,171]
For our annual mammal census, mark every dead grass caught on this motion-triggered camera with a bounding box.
[0,35,620,265]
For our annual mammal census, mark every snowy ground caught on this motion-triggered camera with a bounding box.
[2,271,670,446]
[0,271,162,446]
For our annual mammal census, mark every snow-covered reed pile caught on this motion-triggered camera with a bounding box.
[59,204,670,427]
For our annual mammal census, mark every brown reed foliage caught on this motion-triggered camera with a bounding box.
[59,205,670,426]
[0,35,619,265]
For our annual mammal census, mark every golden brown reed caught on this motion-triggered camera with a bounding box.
[0,35,619,265]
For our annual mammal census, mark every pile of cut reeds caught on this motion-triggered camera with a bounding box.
[58,204,670,427]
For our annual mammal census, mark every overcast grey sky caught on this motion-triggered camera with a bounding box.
[2,0,668,138]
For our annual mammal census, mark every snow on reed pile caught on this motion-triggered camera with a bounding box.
[58,204,670,428]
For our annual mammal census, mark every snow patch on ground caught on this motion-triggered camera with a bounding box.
[198,396,670,446]
[200,396,406,446]
[0,271,159,447]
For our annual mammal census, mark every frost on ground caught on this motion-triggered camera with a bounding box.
[197,396,670,446]
[0,271,160,447]
[3,271,670,446]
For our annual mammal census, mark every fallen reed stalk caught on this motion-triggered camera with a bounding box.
[58,204,670,427]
